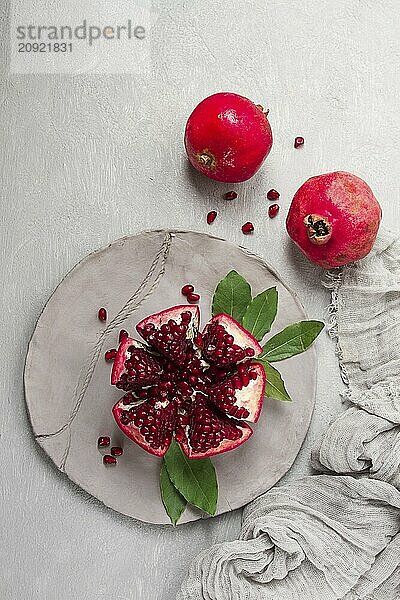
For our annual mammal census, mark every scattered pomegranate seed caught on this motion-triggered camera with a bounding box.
[268,204,280,218]
[105,349,117,361]
[98,308,107,322]
[187,293,200,303]
[103,455,117,465]
[181,284,194,296]
[224,191,237,200]
[267,189,280,201]
[242,222,254,234]
[207,210,217,224]
[294,136,304,148]
[119,329,128,343]
[111,446,123,456]
[98,436,110,447]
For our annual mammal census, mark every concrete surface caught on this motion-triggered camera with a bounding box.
[1,1,399,598]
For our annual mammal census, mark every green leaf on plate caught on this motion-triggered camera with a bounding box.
[242,287,278,341]
[212,270,252,323]
[160,460,187,526]
[259,320,324,362]
[163,439,218,516]
[257,360,292,402]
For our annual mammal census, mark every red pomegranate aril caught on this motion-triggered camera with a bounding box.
[187,293,200,304]
[225,190,237,200]
[268,204,280,218]
[294,136,304,148]
[245,347,255,357]
[143,323,154,334]
[122,393,134,404]
[181,284,194,296]
[178,382,193,396]
[119,329,128,343]
[98,307,107,322]
[103,455,117,465]
[194,334,203,347]
[242,222,254,234]
[267,189,280,201]
[241,373,250,386]
[111,446,123,456]
[105,349,117,361]
[98,436,110,447]
[207,210,217,224]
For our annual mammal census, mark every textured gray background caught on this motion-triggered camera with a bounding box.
[1,1,399,599]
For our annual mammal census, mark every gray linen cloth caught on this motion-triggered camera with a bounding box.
[178,229,400,600]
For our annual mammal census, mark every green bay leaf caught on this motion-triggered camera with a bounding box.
[242,287,278,341]
[257,360,292,402]
[259,320,324,362]
[212,270,252,323]
[160,460,187,526]
[163,440,218,516]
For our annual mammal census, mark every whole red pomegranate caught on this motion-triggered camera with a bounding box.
[110,305,266,459]
[286,172,382,268]
[184,92,273,183]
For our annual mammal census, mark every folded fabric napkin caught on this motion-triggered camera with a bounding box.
[178,229,400,600]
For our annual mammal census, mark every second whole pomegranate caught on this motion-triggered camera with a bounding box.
[286,172,382,268]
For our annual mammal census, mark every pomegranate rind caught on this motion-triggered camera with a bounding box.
[179,421,253,459]
[112,398,174,458]
[207,314,263,355]
[209,362,266,423]
[241,363,266,423]
[111,337,146,386]
[136,305,200,337]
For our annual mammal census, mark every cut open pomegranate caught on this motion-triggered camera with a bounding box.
[110,306,265,459]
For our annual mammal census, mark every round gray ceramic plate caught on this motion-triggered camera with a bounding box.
[25,230,316,525]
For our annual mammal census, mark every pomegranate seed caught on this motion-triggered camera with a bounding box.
[268,204,280,219]
[111,446,123,456]
[207,210,217,224]
[187,293,200,303]
[224,191,237,200]
[241,373,250,387]
[242,222,254,234]
[105,349,117,361]
[181,284,194,296]
[103,455,117,465]
[194,334,203,347]
[97,436,110,447]
[294,136,304,148]
[98,308,107,322]
[267,189,280,201]
[119,329,128,343]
